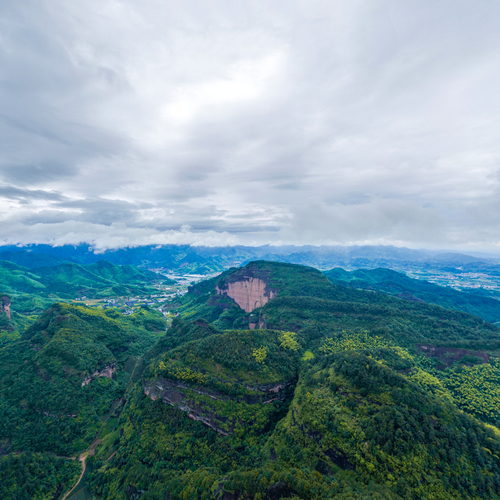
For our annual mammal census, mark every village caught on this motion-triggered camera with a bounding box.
[75,271,218,316]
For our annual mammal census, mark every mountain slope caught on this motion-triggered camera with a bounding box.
[0,261,498,499]
[88,320,500,499]
[0,303,167,499]
[325,267,500,323]
[84,261,500,499]
[0,259,170,301]
[34,261,171,298]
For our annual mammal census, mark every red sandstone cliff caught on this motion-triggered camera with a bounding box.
[216,277,276,313]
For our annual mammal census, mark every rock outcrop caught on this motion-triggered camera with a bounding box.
[82,364,116,387]
[0,295,11,320]
[216,277,276,313]
[144,377,291,435]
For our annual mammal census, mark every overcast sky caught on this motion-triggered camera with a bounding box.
[1,1,499,251]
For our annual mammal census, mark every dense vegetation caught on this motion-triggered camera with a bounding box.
[326,267,500,323]
[0,259,170,300]
[0,259,171,336]
[0,259,498,499]
[82,261,499,499]
[0,303,166,498]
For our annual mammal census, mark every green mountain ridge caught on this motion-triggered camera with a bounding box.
[325,267,500,324]
[0,260,172,299]
[0,260,174,335]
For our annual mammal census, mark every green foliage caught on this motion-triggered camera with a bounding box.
[252,346,268,363]
[279,331,300,351]
[0,452,80,500]
[302,350,315,361]
[1,260,499,499]
[441,359,500,425]
[157,360,209,384]
[0,303,161,455]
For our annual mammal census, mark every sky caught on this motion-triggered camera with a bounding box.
[1,0,500,251]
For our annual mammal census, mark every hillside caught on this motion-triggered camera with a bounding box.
[83,261,499,499]
[0,303,167,498]
[0,260,173,335]
[0,259,171,299]
[34,261,172,298]
[88,328,499,498]
[0,260,498,499]
[326,267,500,324]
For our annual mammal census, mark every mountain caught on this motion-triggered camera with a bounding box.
[0,261,46,294]
[0,260,173,335]
[180,261,498,346]
[0,303,167,498]
[85,261,499,499]
[0,259,170,299]
[34,261,172,298]
[0,260,498,499]
[325,267,500,324]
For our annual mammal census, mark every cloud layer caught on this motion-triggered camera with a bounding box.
[1,0,500,251]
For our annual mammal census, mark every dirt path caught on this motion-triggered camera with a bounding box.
[61,439,101,500]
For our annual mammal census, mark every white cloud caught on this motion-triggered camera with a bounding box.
[0,0,499,251]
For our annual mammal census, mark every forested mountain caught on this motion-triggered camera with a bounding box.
[0,260,170,299]
[0,261,498,499]
[0,260,172,335]
[0,304,167,498]
[325,267,500,324]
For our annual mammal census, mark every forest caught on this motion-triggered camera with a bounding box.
[0,260,498,499]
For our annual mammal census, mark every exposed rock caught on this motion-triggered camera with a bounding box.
[144,377,292,435]
[145,378,230,435]
[82,364,116,387]
[216,277,276,313]
[418,344,489,367]
[0,295,11,320]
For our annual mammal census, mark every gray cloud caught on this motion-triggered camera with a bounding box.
[0,185,65,202]
[0,0,499,251]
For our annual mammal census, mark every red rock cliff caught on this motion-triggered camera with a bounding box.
[216,277,276,313]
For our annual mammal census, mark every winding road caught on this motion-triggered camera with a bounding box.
[61,439,101,500]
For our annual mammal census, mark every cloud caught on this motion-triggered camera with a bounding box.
[0,0,499,251]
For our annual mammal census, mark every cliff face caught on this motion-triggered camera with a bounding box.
[216,277,276,312]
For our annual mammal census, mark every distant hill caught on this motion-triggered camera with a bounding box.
[0,260,173,334]
[0,259,172,300]
[325,267,500,323]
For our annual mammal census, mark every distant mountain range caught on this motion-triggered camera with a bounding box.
[1,243,499,273]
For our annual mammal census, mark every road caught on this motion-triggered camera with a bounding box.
[61,439,101,500]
